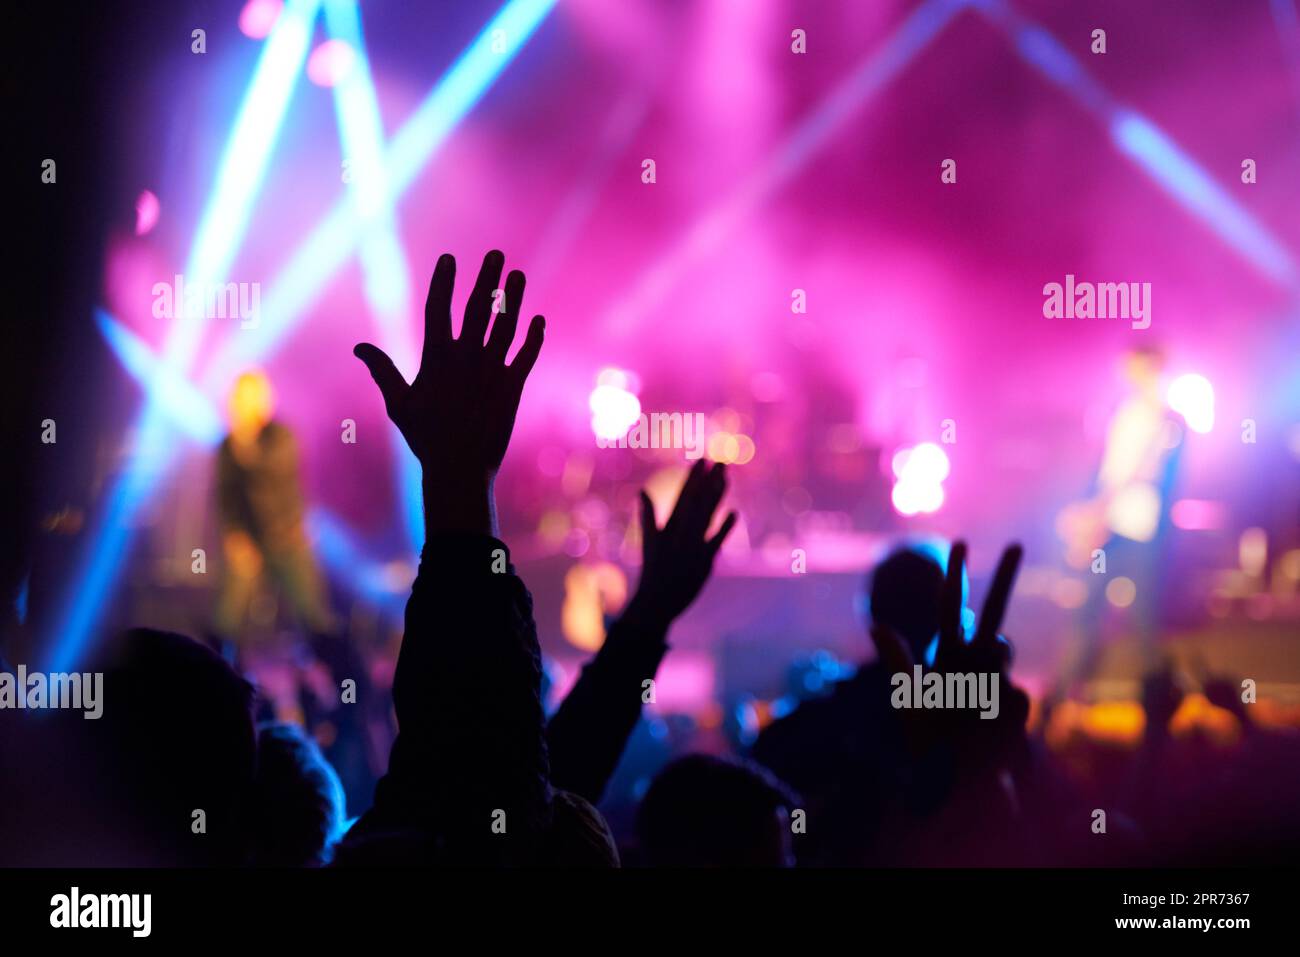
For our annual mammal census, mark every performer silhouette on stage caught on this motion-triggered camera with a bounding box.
[213,370,334,647]
[1058,344,1185,689]
[212,370,377,810]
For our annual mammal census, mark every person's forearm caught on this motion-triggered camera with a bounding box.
[422,472,498,538]
[619,592,677,635]
[547,606,671,802]
[370,534,551,841]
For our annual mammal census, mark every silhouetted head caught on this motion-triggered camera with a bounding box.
[636,754,798,867]
[540,789,621,867]
[38,629,258,865]
[867,545,947,659]
[228,369,276,440]
[248,722,347,867]
[333,789,620,868]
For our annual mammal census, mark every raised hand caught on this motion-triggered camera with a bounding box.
[354,250,544,479]
[623,460,737,630]
[354,251,544,536]
[934,541,1021,675]
[871,541,1029,762]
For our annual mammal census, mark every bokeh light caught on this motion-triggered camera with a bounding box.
[238,0,284,40]
[589,373,641,441]
[134,189,160,236]
[1167,372,1215,433]
[307,39,357,87]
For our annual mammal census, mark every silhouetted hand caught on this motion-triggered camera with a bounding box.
[354,251,544,536]
[354,250,544,479]
[623,460,737,630]
[871,541,1029,765]
[934,541,1022,677]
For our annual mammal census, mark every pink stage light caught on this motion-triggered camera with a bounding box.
[238,0,284,40]
[307,39,357,88]
[134,189,160,236]
[648,651,716,714]
[1166,373,1215,433]
[1171,498,1228,531]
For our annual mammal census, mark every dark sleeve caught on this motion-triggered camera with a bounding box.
[750,701,820,793]
[546,615,669,804]
[346,535,551,863]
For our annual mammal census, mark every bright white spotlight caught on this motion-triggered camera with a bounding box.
[589,381,641,441]
[891,481,920,516]
[891,477,945,516]
[903,441,950,483]
[1167,372,1215,433]
[890,441,949,516]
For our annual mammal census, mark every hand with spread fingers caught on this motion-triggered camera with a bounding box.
[624,460,738,630]
[354,250,545,535]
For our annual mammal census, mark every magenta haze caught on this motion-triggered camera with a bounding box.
[1042,275,1151,330]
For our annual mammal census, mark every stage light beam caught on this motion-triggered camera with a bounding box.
[203,0,561,388]
[94,311,223,445]
[45,0,323,672]
[322,0,423,548]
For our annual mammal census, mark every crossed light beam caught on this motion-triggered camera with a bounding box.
[604,0,971,336]
[604,0,1299,338]
[76,0,1296,672]
[201,0,558,386]
[973,0,1298,290]
[48,0,324,673]
[51,0,558,671]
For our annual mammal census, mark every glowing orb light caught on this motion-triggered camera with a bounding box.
[1166,372,1215,433]
[239,0,284,39]
[307,39,357,87]
[890,441,950,516]
[589,369,641,441]
[134,189,160,236]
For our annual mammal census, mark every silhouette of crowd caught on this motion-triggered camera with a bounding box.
[3,251,1298,869]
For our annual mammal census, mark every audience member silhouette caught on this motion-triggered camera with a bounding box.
[636,754,798,867]
[342,250,616,865]
[753,542,1030,864]
[247,722,348,867]
[547,458,735,804]
[6,248,1300,874]
[2,628,255,866]
[750,544,944,863]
